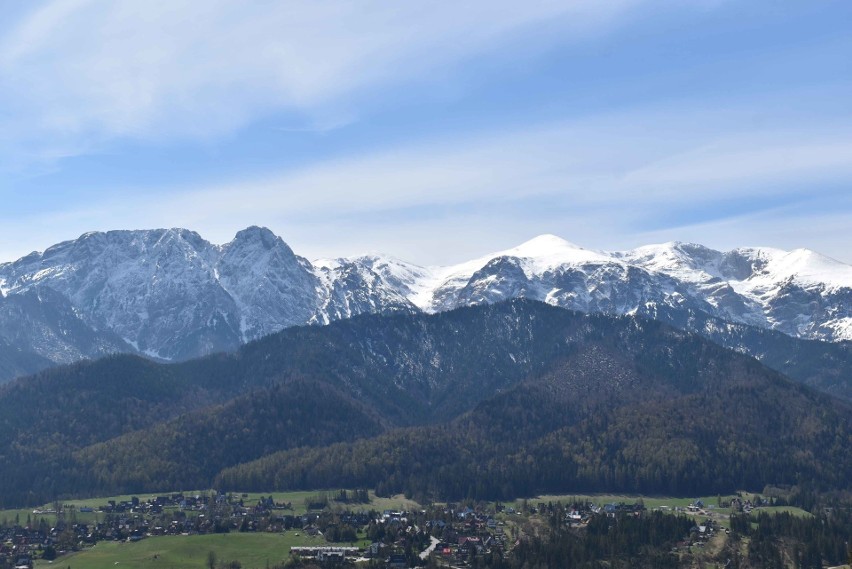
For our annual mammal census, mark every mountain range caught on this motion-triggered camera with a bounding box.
[0,227,850,390]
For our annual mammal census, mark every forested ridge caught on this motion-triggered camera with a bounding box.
[0,300,850,507]
[215,347,852,500]
[74,379,388,494]
[647,303,852,401]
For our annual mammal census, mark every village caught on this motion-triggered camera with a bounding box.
[0,490,741,568]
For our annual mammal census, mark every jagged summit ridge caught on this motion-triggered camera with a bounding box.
[0,228,849,377]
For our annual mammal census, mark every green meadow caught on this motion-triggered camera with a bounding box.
[34,532,323,569]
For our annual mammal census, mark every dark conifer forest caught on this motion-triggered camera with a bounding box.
[0,300,850,507]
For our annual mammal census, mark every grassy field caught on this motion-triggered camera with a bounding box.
[33,532,334,569]
[5,489,810,527]
[749,505,812,518]
[509,493,734,510]
[0,492,209,527]
[503,493,812,531]
[0,507,50,526]
[364,493,422,513]
[4,489,813,521]
[0,489,394,525]
[236,491,421,512]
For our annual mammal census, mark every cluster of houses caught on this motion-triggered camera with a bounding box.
[287,504,513,566]
[729,496,765,514]
[420,505,510,562]
[0,524,40,569]
[0,493,305,568]
[672,517,721,552]
[1,494,750,568]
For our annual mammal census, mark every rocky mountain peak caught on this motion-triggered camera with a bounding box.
[228,226,288,252]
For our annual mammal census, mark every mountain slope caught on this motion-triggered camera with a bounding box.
[0,287,132,381]
[0,229,241,361]
[0,300,848,505]
[215,323,852,500]
[0,301,591,504]
[73,379,388,496]
[0,336,51,381]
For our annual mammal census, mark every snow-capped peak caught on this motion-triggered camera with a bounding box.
[499,234,612,268]
[436,234,613,281]
[312,257,343,271]
[620,241,725,283]
[227,226,286,251]
[747,248,852,291]
[511,234,586,255]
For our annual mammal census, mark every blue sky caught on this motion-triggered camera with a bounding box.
[0,0,850,265]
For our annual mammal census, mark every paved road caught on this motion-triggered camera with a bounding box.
[420,535,440,559]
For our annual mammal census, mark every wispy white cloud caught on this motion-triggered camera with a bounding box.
[0,0,644,164]
[1,100,849,264]
[622,137,852,191]
[140,104,852,221]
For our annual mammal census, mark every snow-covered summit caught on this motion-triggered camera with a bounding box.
[334,234,851,338]
[619,241,852,288]
[446,234,613,276]
[620,241,729,281]
[503,234,609,264]
[395,235,619,312]
[745,248,852,291]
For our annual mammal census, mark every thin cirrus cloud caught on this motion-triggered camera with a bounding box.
[1,101,849,265]
[150,105,851,220]
[0,0,641,158]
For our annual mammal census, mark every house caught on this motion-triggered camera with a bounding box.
[367,542,384,557]
[566,510,583,525]
[457,507,474,519]
[317,549,345,562]
[458,536,485,558]
[290,546,359,559]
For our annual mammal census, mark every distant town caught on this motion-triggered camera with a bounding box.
[1,490,762,569]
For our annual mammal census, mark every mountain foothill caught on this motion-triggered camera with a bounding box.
[0,228,849,507]
[0,298,848,508]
